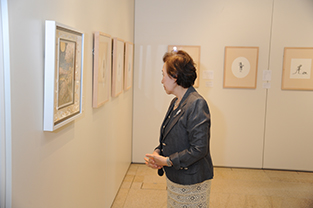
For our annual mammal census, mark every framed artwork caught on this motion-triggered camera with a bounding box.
[111,38,124,97]
[223,46,259,89]
[124,42,134,90]
[168,45,200,88]
[92,32,111,108]
[44,20,84,131]
[282,47,313,90]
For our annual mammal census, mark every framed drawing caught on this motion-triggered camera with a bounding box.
[168,45,200,88]
[282,47,313,90]
[44,20,84,131]
[223,46,259,89]
[92,32,111,108]
[124,42,133,90]
[111,38,124,97]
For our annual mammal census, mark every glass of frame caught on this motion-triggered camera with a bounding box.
[223,46,259,89]
[124,42,134,91]
[111,38,124,97]
[282,47,313,90]
[93,32,111,108]
[44,20,84,131]
[168,45,200,88]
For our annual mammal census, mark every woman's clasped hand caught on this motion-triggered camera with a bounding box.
[144,151,166,169]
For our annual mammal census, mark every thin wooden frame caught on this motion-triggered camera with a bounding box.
[223,46,259,89]
[44,20,84,131]
[111,38,124,97]
[124,42,133,91]
[168,45,200,87]
[282,47,313,90]
[93,32,111,108]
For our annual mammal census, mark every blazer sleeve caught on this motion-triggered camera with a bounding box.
[169,98,210,170]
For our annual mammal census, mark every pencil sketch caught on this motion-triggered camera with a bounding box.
[290,58,311,79]
[231,56,250,78]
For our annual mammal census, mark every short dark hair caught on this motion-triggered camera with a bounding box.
[163,50,197,88]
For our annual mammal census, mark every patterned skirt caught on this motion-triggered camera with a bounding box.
[166,178,212,208]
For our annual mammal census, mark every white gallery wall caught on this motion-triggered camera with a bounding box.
[8,0,134,207]
[263,0,313,170]
[133,0,313,171]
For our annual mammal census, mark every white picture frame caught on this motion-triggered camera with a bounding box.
[44,20,84,131]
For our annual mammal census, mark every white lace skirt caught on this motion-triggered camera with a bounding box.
[166,178,212,208]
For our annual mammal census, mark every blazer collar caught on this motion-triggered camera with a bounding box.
[179,86,195,108]
[161,86,195,141]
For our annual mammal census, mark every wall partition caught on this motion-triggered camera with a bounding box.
[8,0,134,207]
[133,0,313,171]
[263,0,313,171]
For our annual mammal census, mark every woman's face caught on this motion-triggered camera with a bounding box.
[161,63,177,95]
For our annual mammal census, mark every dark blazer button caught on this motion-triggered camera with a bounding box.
[162,143,166,146]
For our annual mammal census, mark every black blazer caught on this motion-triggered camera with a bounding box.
[156,87,213,185]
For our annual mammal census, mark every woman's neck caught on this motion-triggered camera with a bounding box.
[174,86,188,103]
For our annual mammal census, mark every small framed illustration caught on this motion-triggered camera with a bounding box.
[124,42,134,91]
[44,20,84,131]
[92,32,111,108]
[168,45,200,88]
[223,46,259,89]
[282,47,313,90]
[111,38,124,97]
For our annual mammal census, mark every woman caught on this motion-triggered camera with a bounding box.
[145,50,214,207]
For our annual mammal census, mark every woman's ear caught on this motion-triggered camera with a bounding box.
[170,75,177,83]
[173,77,178,85]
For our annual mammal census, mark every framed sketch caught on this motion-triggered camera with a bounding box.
[44,20,84,131]
[111,38,124,97]
[223,46,259,89]
[168,45,200,88]
[282,47,313,90]
[124,42,133,90]
[92,32,111,108]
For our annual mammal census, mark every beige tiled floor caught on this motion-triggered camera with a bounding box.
[111,164,313,208]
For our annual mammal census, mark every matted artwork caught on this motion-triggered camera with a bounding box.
[124,42,133,90]
[168,45,200,88]
[93,32,111,108]
[44,20,84,131]
[223,46,259,89]
[282,47,313,90]
[111,38,124,97]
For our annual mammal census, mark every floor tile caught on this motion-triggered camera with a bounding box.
[297,171,313,184]
[112,164,313,208]
[142,182,167,190]
[123,189,167,208]
[264,169,299,182]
